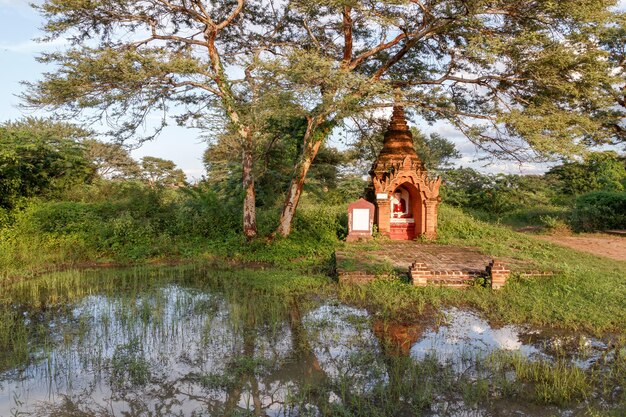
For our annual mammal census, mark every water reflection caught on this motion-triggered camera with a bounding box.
[410,308,542,366]
[0,271,619,417]
[2,285,381,416]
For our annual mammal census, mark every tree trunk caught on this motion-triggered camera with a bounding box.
[206,30,257,240]
[242,140,257,240]
[275,141,321,237]
[275,120,334,237]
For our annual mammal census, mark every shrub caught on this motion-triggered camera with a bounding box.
[0,182,346,273]
[570,191,626,232]
[0,184,245,265]
[0,208,10,229]
[441,168,556,216]
[0,118,93,209]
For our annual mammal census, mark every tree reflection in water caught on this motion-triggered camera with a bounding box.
[1,269,621,417]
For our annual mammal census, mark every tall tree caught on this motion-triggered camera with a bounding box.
[0,118,92,209]
[83,140,141,180]
[140,156,187,188]
[599,12,626,139]
[267,0,625,235]
[25,0,625,238]
[203,115,308,207]
[24,0,292,240]
[203,116,345,207]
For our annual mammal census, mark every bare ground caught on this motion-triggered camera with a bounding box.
[533,233,626,261]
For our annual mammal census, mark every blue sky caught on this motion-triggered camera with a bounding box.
[0,0,208,180]
[1,1,624,179]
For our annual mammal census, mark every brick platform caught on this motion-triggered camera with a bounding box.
[336,241,553,289]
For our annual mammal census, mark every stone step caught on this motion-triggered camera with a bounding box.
[409,260,509,289]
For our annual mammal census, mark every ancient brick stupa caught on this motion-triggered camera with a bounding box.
[370,106,441,240]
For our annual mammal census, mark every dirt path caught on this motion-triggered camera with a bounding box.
[534,233,626,261]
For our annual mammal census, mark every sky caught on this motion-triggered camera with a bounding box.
[0,0,208,180]
[1,1,624,180]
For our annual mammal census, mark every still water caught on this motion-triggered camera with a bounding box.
[0,267,621,416]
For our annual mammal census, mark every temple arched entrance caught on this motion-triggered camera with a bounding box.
[389,183,423,240]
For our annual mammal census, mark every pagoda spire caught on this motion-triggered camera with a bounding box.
[371,106,424,173]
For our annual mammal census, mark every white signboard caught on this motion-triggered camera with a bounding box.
[376,193,388,200]
[352,209,370,231]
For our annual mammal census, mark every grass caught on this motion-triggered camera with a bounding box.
[0,188,344,281]
[337,205,626,335]
[485,351,591,406]
[2,199,625,334]
[0,263,333,374]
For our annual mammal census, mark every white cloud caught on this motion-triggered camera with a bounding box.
[183,168,205,183]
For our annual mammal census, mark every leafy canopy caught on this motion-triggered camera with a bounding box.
[0,118,93,209]
[83,139,141,180]
[546,151,626,195]
[24,0,626,162]
[140,156,187,188]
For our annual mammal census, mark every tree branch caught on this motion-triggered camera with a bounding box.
[341,6,353,68]
[216,0,245,30]
[348,32,409,70]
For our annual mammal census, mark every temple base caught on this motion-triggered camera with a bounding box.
[389,223,416,240]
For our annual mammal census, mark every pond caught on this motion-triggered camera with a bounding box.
[0,266,623,416]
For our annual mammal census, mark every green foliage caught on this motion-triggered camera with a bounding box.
[140,156,186,188]
[0,183,240,271]
[83,139,140,180]
[0,180,348,278]
[412,129,461,172]
[441,168,555,215]
[323,174,369,205]
[570,191,626,232]
[546,151,626,195]
[438,153,626,231]
[204,116,349,207]
[223,203,345,268]
[27,0,626,239]
[0,118,93,209]
[30,0,626,160]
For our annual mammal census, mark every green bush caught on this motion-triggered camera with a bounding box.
[0,208,10,229]
[440,168,557,216]
[570,191,626,232]
[0,181,347,276]
[0,184,244,266]
[499,205,569,229]
[0,118,93,209]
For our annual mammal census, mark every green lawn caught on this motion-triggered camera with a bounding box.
[338,205,626,335]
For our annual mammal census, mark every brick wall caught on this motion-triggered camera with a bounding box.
[409,262,479,287]
[486,260,510,290]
